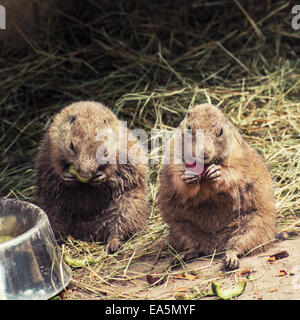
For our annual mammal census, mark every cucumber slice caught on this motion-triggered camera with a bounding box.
[211,279,246,300]
[68,164,91,183]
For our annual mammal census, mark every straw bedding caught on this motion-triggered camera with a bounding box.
[0,0,299,299]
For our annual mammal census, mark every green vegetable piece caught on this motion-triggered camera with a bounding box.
[64,255,98,268]
[211,280,246,300]
[64,255,87,268]
[68,164,91,183]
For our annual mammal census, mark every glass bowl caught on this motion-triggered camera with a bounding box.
[0,198,72,300]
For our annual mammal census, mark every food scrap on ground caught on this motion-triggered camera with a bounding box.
[211,279,246,300]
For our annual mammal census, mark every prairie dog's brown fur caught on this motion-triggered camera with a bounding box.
[36,101,148,253]
[158,103,276,269]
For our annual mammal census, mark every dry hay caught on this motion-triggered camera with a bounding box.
[0,0,299,299]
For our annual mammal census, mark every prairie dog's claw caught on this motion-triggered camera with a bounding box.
[181,173,200,185]
[205,164,221,181]
[224,250,240,270]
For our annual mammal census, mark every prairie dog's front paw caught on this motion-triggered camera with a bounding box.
[89,172,106,186]
[205,164,221,182]
[181,172,200,185]
[61,170,77,186]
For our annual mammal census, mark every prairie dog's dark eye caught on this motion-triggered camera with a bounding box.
[70,141,75,152]
[70,116,76,124]
[218,128,223,137]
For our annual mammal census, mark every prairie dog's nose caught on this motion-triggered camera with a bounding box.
[75,157,98,179]
[201,136,215,163]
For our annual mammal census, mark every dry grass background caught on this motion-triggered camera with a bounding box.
[0,0,299,299]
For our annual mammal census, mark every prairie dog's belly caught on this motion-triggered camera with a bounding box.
[165,192,236,232]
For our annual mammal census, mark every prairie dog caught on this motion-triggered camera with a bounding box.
[35,101,148,253]
[158,103,276,269]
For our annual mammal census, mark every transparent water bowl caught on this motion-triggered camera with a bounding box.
[0,198,72,300]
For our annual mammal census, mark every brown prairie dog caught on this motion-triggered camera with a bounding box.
[158,103,276,269]
[35,101,148,253]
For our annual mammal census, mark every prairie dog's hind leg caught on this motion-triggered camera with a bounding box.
[168,224,203,266]
[224,213,275,270]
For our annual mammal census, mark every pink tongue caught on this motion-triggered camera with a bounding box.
[185,161,207,177]
[185,161,196,168]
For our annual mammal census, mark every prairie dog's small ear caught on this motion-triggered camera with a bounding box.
[179,118,188,129]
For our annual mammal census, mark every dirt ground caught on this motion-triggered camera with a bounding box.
[229,237,300,300]
[144,237,300,300]
[63,236,300,300]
